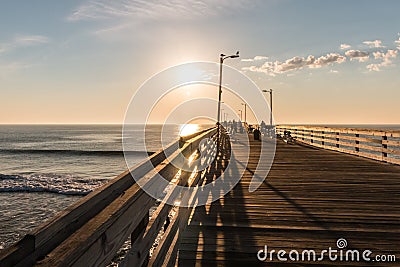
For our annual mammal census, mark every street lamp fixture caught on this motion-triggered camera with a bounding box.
[217,51,240,148]
[262,89,273,126]
[241,103,247,124]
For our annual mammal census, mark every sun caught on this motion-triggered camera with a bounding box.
[179,124,200,137]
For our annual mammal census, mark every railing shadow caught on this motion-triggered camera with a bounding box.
[178,133,259,266]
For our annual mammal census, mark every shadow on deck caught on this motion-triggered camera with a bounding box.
[177,134,400,266]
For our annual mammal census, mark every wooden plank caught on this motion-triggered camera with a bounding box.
[34,132,204,266]
[0,235,35,267]
[383,148,400,156]
[295,136,389,162]
[121,169,193,267]
[177,132,400,266]
[277,125,400,138]
[383,139,400,147]
[386,157,400,165]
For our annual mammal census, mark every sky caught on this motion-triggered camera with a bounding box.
[1,0,400,124]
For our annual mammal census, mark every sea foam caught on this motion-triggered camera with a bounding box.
[0,173,108,195]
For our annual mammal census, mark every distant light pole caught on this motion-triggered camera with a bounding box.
[238,109,242,121]
[217,51,240,146]
[262,89,273,126]
[241,103,247,124]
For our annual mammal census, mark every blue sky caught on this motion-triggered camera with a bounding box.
[1,0,400,124]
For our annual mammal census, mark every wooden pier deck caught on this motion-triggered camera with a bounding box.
[1,127,399,266]
[177,133,400,266]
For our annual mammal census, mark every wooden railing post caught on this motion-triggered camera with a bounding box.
[274,125,399,165]
[382,134,388,160]
[336,132,340,148]
[123,211,150,267]
[355,134,360,152]
[311,130,314,144]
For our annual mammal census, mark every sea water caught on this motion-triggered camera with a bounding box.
[0,124,194,250]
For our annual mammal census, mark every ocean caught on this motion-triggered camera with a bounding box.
[0,124,203,250]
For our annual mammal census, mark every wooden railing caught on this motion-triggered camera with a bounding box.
[276,125,400,165]
[0,127,227,267]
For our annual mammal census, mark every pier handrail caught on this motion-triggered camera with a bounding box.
[0,127,222,267]
[276,125,400,165]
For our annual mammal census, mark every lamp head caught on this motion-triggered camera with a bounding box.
[230,51,240,58]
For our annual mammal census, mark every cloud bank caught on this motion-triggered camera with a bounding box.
[243,36,400,75]
[242,53,346,76]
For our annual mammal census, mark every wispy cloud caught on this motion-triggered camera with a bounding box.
[345,50,370,62]
[363,39,385,48]
[241,55,268,62]
[0,35,49,54]
[68,0,257,21]
[340,44,351,50]
[367,49,398,71]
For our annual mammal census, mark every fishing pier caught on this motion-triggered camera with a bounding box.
[1,126,399,266]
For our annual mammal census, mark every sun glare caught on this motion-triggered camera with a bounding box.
[179,124,200,137]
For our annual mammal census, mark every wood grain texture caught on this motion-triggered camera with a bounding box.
[276,126,400,165]
[177,133,400,266]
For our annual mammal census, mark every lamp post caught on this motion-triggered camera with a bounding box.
[238,109,242,121]
[217,51,240,149]
[241,103,247,124]
[262,89,273,126]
